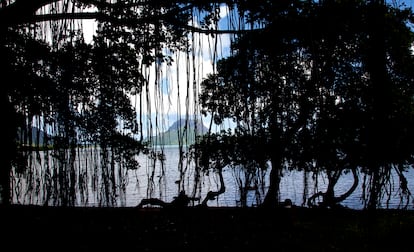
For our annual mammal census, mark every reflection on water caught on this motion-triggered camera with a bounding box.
[11,146,414,209]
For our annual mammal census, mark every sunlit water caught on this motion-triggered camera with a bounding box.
[11,146,414,209]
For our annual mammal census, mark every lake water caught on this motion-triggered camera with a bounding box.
[11,146,414,209]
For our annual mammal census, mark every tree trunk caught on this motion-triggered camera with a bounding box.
[0,91,16,205]
[367,167,380,210]
[201,167,226,206]
[366,2,386,211]
[262,155,281,208]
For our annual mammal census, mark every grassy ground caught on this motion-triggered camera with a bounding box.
[1,205,414,251]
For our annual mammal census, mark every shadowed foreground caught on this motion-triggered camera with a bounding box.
[1,205,413,251]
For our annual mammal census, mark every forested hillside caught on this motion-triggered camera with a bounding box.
[148,119,208,146]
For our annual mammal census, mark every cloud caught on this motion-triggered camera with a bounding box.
[82,18,96,44]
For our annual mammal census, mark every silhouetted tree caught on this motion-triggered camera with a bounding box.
[0,0,209,205]
[199,1,317,207]
[198,0,414,209]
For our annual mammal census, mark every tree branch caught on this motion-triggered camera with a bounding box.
[334,168,359,203]
[1,0,261,35]
[201,167,226,206]
[0,0,58,27]
[18,12,103,23]
[25,12,260,35]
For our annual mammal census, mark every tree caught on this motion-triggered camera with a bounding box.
[0,0,202,205]
[358,2,414,209]
[294,0,414,209]
[199,1,318,207]
[197,0,414,209]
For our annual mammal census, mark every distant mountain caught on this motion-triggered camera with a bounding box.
[148,119,209,146]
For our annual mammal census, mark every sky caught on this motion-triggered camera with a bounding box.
[394,0,414,8]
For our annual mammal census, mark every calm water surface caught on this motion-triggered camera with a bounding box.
[11,146,414,209]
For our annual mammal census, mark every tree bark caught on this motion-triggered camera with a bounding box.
[261,154,281,208]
